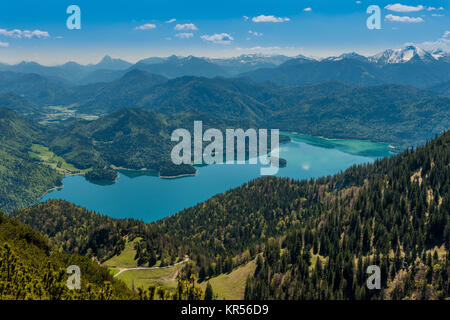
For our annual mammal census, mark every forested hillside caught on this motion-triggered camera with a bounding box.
[12,131,449,299]
[72,75,450,150]
[0,108,61,212]
[2,68,448,150]
[0,211,131,299]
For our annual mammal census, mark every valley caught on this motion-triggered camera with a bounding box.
[0,46,448,301]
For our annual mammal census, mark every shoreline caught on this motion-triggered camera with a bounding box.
[159,171,198,179]
[115,166,199,180]
[287,131,395,147]
[40,185,64,199]
[41,170,86,199]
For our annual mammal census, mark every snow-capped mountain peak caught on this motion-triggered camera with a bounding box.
[324,52,368,62]
[370,45,437,64]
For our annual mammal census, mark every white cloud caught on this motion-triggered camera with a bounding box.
[356,1,362,4]
[0,28,49,39]
[303,8,312,12]
[0,41,9,47]
[385,14,424,23]
[135,23,156,30]
[385,4,425,12]
[427,6,445,11]
[166,19,176,24]
[201,33,234,44]
[235,46,303,56]
[248,30,263,37]
[175,32,194,39]
[174,23,198,31]
[416,31,450,52]
[243,16,249,21]
[252,15,290,23]
[432,14,444,17]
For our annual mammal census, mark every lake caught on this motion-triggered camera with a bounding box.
[41,134,393,222]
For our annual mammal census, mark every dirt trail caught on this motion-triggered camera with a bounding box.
[113,256,189,278]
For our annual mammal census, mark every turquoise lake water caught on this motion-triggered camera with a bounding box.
[41,134,393,222]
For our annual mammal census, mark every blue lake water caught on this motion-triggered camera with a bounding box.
[41,134,392,222]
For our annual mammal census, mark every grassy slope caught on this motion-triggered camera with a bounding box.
[200,259,257,300]
[28,144,90,175]
[115,264,184,290]
[103,237,141,268]
[103,237,183,291]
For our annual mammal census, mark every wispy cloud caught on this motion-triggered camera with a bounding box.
[0,41,9,47]
[416,31,450,51]
[174,23,198,31]
[0,28,49,39]
[135,23,156,30]
[201,33,234,44]
[243,16,249,21]
[175,32,194,39]
[385,14,424,23]
[427,6,444,11]
[385,4,425,12]
[303,8,312,12]
[236,46,303,55]
[252,15,290,23]
[248,30,263,37]
[166,19,176,24]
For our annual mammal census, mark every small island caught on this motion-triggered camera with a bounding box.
[85,166,118,183]
[159,163,197,179]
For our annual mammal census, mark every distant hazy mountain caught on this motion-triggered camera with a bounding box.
[77,69,126,85]
[75,69,168,113]
[428,80,450,96]
[324,52,369,63]
[0,71,72,105]
[0,55,133,84]
[241,58,382,86]
[208,54,294,75]
[67,71,449,149]
[94,55,133,70]
[241,45,450,88]
[2,45,447,86]
[136,56,170,65]
[0,93,41,117]
[129,55,229,78]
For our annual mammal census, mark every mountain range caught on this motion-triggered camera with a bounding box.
[242,46,450,88]
[1,67,448,150]
[0,45,448,86]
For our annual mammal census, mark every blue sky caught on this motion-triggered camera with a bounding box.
[0,0,448,64]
